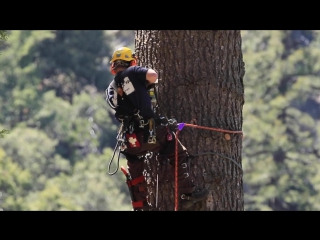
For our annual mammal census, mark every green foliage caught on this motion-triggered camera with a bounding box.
[26,183,83,211]
[0,30,8,41]
[0,20,12,139]
[24,148,131,211]
[0,30,131,210]
[242,30,320,211]
[32,30,115,97]
[32,89,117,161]
[0,126,71,192]
[0,30,8,55]
[0,129,10,138]
[0,30,55,127]
[0,148,32,210]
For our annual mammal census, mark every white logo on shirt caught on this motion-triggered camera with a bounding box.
[122,77,135,95]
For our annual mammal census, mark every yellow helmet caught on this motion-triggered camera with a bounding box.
[110,47,135,63]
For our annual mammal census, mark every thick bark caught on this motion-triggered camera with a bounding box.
[135,30,245,211]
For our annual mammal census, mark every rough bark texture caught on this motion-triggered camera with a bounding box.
[135,30,245,211]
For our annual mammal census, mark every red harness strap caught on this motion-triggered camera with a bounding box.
[121,167,147,210]
[127,175,145,187]
[132,201,144,208]
[126,175,147,210]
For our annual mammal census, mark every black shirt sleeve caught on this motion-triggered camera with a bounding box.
[132,66,149,84]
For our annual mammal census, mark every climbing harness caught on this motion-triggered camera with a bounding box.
[108,83,159,176]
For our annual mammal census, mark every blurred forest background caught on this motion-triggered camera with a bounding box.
[0,30,319,211]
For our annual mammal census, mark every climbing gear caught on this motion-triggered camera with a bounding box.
[120,166,135,204]
[110,47,138,75]
[120,166,148,211]
[125,132,141,148]
[108,113,158,175]
[148,118,156,144]
[134,110,149,128]
[107,119,128,175]
[148,86,244,210]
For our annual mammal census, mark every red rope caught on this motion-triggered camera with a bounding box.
[183,123,243,135]
[174,130,179,211]
[174,123,243,211]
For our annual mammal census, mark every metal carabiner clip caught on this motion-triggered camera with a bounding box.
[148,131,156,144]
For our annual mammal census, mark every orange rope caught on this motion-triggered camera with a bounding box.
[174,123,243,211]
[174,130,179,211]
[183,123,243,135]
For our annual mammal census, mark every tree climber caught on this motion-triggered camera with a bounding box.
[106,47,208,211]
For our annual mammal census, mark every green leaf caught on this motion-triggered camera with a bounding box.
[0,129,10,138]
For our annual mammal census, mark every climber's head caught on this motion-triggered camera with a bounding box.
[109,47,137,75]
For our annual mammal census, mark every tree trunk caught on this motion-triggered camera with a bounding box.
[135,30,245,211]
